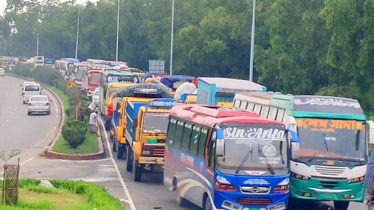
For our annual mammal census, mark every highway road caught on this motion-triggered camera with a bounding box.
[0,75,60,168]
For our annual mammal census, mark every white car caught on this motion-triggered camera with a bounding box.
[0,68,5,76]
[92,87,100,105]
[27,95,51,115]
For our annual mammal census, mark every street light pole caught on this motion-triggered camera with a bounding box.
[36,33,39,56]
[75,9,80,59]
[169,0,175,75]
[249,0,256,82]
[115,0,120,62]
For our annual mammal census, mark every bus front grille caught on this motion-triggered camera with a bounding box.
[314,166,345,176]
[318,181,339,189]
[153,146,164,157]
[237,197,272,205]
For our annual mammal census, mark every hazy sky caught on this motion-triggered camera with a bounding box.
[0,0,99,16]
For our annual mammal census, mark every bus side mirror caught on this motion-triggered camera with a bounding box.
[367,120,374,146]
[287,129,300,160]
[216,127,225,156]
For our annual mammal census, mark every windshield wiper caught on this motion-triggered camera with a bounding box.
[308,150,319,162]
[355,128,361,151]
[323,133,329,152]
[264,158,275,175]
[235,147,253,174]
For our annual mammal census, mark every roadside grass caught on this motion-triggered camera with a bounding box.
[0,179,124,210]
[47,86,70,111]
[53,127,99,154]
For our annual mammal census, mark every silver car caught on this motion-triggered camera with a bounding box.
[27,95,51,115]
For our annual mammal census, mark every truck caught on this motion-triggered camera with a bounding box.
[197,77,266,105]
[233,92,374,210]
[111,84,174,178]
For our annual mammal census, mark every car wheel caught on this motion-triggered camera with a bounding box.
[27,112,31,116]
[46,111,51,115]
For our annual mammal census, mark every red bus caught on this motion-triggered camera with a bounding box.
[83,69,101,94]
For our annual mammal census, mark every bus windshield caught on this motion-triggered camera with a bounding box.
[218,124,288,175]
[296,118,366,162]
[90,74,101,85]
[75,67,86,81]
[143,112,169,133]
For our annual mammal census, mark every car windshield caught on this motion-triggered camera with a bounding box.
[296,118,366,162]
[31,96,48,101]
[142,112,169,133]
[217,123,289,175]
[25,85,40,91]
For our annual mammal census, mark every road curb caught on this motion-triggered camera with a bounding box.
[8,73,105,161]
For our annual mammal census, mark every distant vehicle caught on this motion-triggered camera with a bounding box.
[21,81,37,95]
[93,87,100,105]
[0,68,5,76]
[34,56,45,68]
[27,95,51,115]
[23,83,42,104]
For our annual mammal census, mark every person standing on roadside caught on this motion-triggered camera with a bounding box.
[89,110,100,136]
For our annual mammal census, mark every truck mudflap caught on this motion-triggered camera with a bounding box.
[138,157,165,165]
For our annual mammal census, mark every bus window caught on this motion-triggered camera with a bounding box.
[190,125,201,155]
[277,109,285,122]
[234,99,241,107]
[175,120,185,148]
[208,131,216,170]
[167,118,177,142]
[248,103,255,111]
[182,123,192,151]
[254,104,262,115]
[261,106,270,118]
[198,128,208,158]
[240,101,247,109]
[268,107,278,121]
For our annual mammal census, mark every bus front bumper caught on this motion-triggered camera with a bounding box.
[290,177,365,201]
[138,157,164,165]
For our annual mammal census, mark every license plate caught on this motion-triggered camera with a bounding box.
[37,104,43,106]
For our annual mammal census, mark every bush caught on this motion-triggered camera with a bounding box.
[61,119,87,149]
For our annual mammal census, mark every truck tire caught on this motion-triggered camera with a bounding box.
[126,147,133,172]
[117,144,124,159]
[334,201,349,210]
[133,160,142,182]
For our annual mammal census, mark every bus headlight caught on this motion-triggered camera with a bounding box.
[347,176,364,183]
[290,172,310,180]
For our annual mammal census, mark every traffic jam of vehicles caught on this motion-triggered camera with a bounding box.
[2,56,374,210]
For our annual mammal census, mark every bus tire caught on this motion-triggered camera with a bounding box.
[126,147,133,172]
[334,201,349,210]
[117,144,124,159]
[203,193,212,210]
[176,189,187,207]
[133,160,142,182]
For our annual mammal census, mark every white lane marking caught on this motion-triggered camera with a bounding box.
[98,118,136,210]
[2,124,5,126]
[0,157,36,175]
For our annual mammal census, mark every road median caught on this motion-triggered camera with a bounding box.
[7,68,105,161]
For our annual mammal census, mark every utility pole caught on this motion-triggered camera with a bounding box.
[115,0,120,61]
[75,9,80,59]
[249,0,256,82]
[169,0,175,75]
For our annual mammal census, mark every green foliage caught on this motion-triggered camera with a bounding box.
[61,119,87,149]
[3,0,374,112]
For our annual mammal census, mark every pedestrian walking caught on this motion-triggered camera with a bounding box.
[78,108,84,121]
[89,110,100,136]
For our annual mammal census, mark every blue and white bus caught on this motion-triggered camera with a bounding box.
[164,104,300,210]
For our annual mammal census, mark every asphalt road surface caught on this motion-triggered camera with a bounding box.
[0,75,60,168]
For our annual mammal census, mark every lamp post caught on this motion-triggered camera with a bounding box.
[75,9,80,59]
[169,0,175,75]
[249,0,256,82]
[115,0,120,61]
[36,33,39,56]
